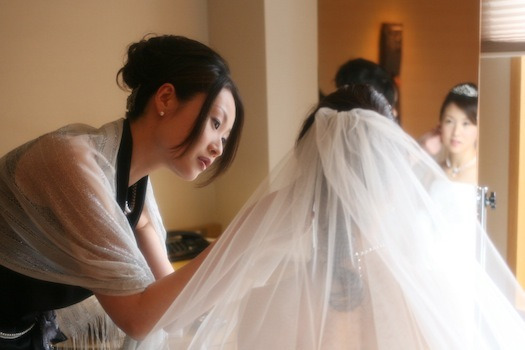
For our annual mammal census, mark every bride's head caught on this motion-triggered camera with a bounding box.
[297,84,396,143]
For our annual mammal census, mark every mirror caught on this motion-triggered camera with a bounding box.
[318,0,480,182]
[317,0,518,267]
[318,0,480,141]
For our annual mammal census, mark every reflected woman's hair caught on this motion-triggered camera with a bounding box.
[439,82,478,125]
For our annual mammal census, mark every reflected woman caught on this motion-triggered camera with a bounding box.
[439,83,478,184]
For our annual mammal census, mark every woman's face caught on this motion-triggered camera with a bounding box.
[440,102,477,156]
[158,88,236,181]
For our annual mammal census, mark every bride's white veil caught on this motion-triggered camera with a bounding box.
[138,85,525,349]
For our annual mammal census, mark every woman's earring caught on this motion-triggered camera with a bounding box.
[160,111,165,117]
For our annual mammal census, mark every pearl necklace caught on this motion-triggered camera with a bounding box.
[445,156,477,177]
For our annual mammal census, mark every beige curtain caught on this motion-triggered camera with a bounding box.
[481,0,525,52]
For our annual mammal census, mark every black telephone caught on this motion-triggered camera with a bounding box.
[166,230,210,262]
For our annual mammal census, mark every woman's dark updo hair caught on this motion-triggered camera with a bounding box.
[439,82,478,125]
[116,34,244,185]
[335,58,398,108]
[297,84,395,143]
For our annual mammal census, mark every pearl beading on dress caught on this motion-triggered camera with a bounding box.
[354,244,385,277]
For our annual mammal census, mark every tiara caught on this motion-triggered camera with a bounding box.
[451,84,477,98]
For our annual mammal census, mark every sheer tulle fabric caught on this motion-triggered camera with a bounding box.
[138,108,525,349]
[0,120,162,346]
[0,121,161,293]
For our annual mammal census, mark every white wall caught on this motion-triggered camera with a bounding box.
[265,0,318,169]
[209,0,318,228]
[207,0,270,228]
[0,0,208,152]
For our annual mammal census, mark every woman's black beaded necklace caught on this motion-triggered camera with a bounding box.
[124,183,138,215]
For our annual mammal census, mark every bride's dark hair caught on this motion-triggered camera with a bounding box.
[297,84,395,143]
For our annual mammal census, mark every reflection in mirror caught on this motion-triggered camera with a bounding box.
[317,0,485,238]
[437,83,479,185]
[419,82,479,185]
[318,0,480,142]
[318,0,482,217]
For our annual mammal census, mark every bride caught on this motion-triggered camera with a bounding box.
[137,85,525,349]
[439,83,479,184]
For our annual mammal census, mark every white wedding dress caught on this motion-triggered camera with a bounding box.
[136,108,525,349]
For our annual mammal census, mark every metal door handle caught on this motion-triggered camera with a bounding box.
[485,191,496,209]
